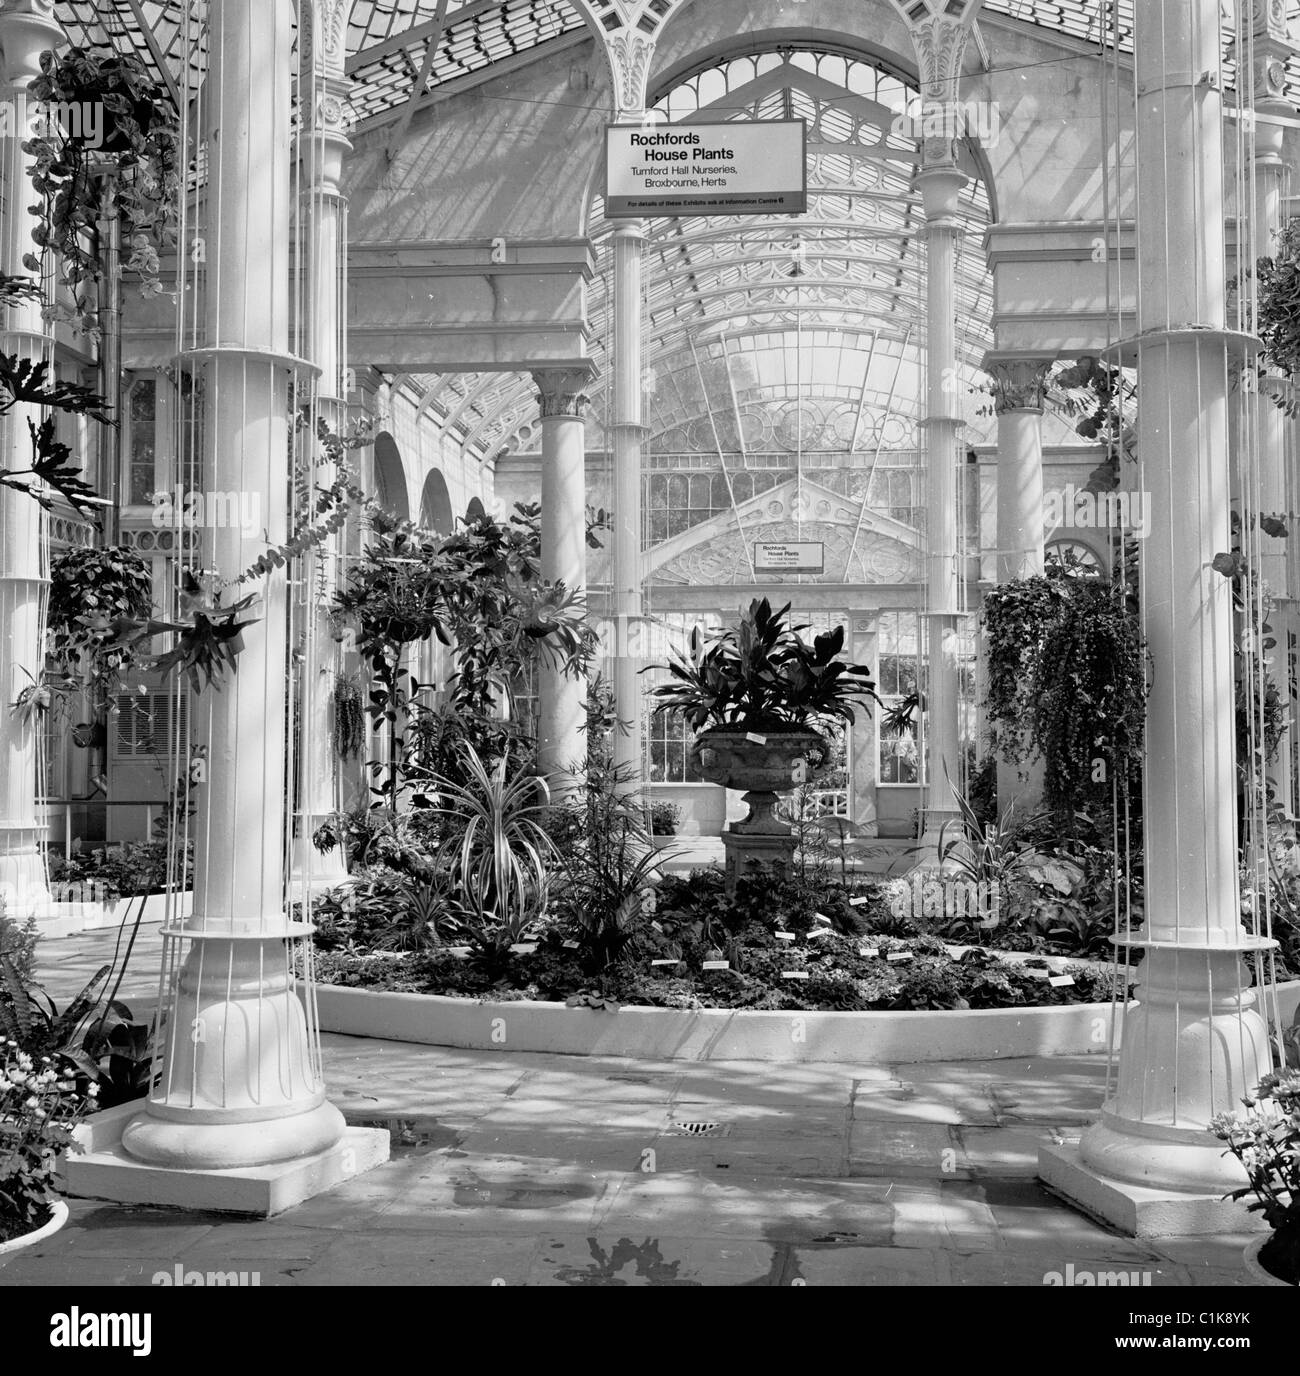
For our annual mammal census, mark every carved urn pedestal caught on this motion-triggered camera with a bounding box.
[691,726,828,893]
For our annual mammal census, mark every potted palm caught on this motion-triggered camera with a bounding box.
[648,599,880,890]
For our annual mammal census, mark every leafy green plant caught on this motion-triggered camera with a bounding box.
[648,598,880,732]
[938,789,1044,900]
[549,763,666,972]
[427,744,556,971]
[336,503,597,808]
[0,278,111,516]
[23,46,179,330]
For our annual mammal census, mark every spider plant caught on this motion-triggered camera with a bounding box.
[937,786,1045,909]
[426,744,556,971]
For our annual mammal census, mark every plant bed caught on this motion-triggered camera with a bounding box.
[0,1199,68,1256]
[311,929,1124,1013]
[307,975,1133,1064]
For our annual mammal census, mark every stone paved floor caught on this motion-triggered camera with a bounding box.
[1,925,1259,1287]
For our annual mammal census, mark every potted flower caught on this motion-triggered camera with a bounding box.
[1210,1068,1300,1285]
[0,1038,98,1264]
[649,599,880,890]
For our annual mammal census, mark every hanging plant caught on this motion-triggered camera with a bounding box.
[47,546,153,710]
[982,570,1148,823]
[331,673,366,760]
[22,47,180,331]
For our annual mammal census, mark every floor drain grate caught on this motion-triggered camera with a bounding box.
[666,1121,730,1137]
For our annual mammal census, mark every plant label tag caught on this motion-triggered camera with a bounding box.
[702,960,730,970]
[1028,968,1051,979]
[859,947,879,958]
[775,931,796,941]
[813,912,832,925]
[886,952,913,963]
[745,732,767,745]
[562,940,580,949]
[782,971,809,980]
[806,928,831,940]
[651,959,681,967]
[1049,975,1075,988]
[849,897,869,907]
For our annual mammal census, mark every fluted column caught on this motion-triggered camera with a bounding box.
[121,0,345,1170]
[1042,0,1272,1229]
[1237,0,1296,812]
[610,220,647,779]
[290,55,352,890]
[910,15,972,847]
[533,367,592,795]
[985,351,1053,814]
[0,0,62,920]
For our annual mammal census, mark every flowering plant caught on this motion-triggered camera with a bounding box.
[1211,1068,1300,1284]
[0,1038,96,1243]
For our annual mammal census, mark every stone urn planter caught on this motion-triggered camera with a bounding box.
[1244,1234,1296,1287]
[692,725,829,891]
[0,1200,69,1269]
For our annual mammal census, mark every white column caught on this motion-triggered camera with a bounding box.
[533,367,591,795]
[1043,0,1272,1227]
[0,0,62,920]
[610,220,646,779]
[290,66,351,890]
[985,352,1052,814]
[122,0,345,1169]
[1238,2,1296,812]
[918,161,967,843]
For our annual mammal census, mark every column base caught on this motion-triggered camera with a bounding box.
[67,1100,389,1217]
[1039,1140,1264,1239]
[123,1097,346,1171]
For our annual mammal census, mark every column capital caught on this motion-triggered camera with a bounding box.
[983,351,1055,414]
[0,0,63,88]
[908,14,972,171]
[606,31,655,118]
[300,0,349,78]
[533,366,595,419]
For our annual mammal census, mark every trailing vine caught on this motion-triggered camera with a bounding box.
[982,569,1148,822]
[331,672,366,761]
[23,47,180,332]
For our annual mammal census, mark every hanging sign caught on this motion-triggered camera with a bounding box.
[753,541,824,573]
[605,120,807,218]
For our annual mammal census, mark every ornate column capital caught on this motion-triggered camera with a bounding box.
[606,30,654,118]
[301,0,349,79]
[1222,1,1296,115]
[0,0,63,88]
[909,14,972,171]
[534,366,595,419]
[983,351,1055,414]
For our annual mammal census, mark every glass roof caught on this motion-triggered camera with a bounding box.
[54,1,1300,132]
[448,48,993,461]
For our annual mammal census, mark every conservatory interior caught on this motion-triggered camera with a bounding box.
[2,0,1300,1293]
